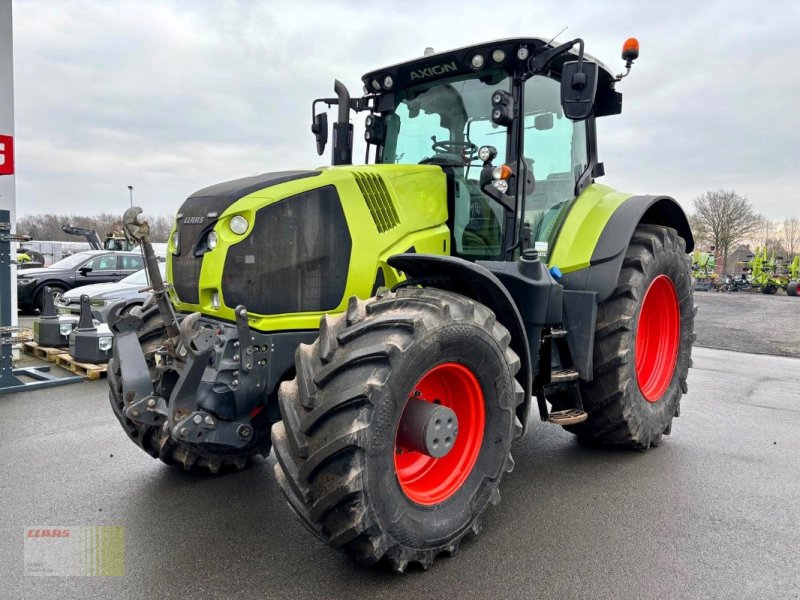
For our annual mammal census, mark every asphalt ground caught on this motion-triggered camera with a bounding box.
[2,297,800,599]
[693,289,800,357]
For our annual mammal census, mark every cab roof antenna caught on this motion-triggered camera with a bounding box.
[545,26,568,47]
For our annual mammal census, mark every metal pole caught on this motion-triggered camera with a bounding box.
[128,185,133,208]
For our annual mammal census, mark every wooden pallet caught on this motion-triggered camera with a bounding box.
[22,341,69,362]
[54,354,108,380]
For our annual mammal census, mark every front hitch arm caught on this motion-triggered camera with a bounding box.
[167,313,253,448]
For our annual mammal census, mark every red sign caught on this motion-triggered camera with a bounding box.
[0,134,14,175]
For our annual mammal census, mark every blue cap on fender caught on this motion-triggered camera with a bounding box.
[549,266,563,279]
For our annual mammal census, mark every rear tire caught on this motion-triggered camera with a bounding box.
[565,225,694,449]
[787,282,798,297]
[108,301,272,474]
[272,288,523,571]
[761,284,777,295]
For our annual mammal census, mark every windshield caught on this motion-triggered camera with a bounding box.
[382,71,511,170]
[381,72,511,260]
[47,253,94,270]
[119,263,166,285]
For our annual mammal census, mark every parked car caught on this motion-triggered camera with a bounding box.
[55,263,167,322]
[17,250,147,313]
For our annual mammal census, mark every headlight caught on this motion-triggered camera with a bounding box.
[207,231,218,250]
[517,46,530,61]
[98,337,113,352]
[59,323,73,336]
[383,75,393,89]
[18,278,37,285]
[172,230,180,254]
[90,299,108,307]
[478,145,497,163]
[470,54,485,69]
[492,179,509,193]
[491,49,506,63]
[229,215,249,235]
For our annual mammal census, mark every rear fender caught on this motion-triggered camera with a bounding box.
[557,195,694,302]
[387,254,533,436]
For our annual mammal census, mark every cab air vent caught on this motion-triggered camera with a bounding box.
[353,172,400,233]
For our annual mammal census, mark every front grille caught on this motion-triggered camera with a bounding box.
[222,185,352,315]
[353,172,399,233]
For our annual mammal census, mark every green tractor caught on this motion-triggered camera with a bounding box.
[109,36,695,571]
[749,247,792,295]
[691,249,718,291]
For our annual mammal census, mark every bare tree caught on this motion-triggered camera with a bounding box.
[17,213,174,243]
[148,215,174,242]
[688,212,712,247]
[691,190,761,272]
[783,217,800,257]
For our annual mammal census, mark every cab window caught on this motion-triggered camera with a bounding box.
[523,75,589,256]
[382,72,512,261]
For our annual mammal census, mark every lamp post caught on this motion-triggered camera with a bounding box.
[127,185,133,208]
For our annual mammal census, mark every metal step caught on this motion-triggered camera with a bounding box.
[550,369,579,384]
[550,328,567,338]
[548,409,588,426]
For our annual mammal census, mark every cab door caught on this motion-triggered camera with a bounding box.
[521,75,589,260]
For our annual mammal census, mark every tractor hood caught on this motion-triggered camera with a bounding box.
[171,170,321,305]
[167,164,449,332]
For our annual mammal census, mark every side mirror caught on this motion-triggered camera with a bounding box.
[311,112,328,156]
[79,266,93,276]
[561,60,598,120]
[533,113,554,130]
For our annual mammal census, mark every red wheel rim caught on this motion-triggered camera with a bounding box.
[394,362,485,505]
[635,274,680,402]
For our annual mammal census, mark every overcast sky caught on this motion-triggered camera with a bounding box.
[9,0,800,219]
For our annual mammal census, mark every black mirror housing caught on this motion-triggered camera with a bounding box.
[312,112,328,156]
[561,60,599,120]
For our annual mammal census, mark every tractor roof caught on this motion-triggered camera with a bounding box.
[362,37,622,117]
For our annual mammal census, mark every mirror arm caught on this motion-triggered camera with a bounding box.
[482,183,515,213]
[529,37,584,74]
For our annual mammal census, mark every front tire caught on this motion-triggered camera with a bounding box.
[787,282,798,297]
[272,288,523,571]
[566,225,695,449]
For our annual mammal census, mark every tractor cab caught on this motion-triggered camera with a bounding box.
[313,37,632,263]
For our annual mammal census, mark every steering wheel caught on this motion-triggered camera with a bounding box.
[431,140,478,161]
